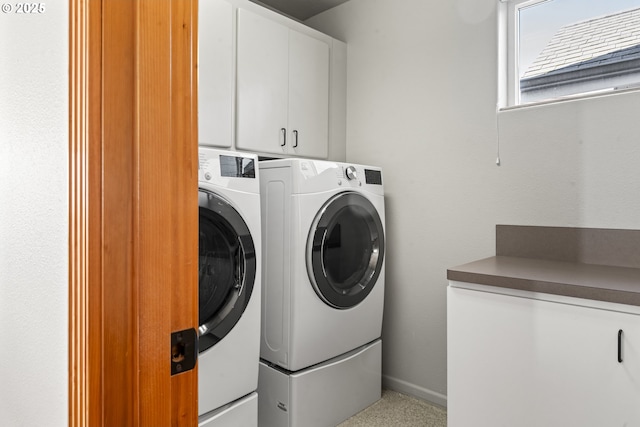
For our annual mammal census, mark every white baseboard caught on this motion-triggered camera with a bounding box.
[382,374,448,408]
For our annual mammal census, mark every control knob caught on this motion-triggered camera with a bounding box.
[345,166,357,181]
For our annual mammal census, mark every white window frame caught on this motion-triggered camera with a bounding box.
[498,0,547,109]
[498,0,640,109]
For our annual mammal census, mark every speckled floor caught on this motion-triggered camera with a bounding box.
[337,389,447,427]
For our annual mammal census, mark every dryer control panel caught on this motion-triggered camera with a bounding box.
[341,165,382,186]
[260,158,383,195]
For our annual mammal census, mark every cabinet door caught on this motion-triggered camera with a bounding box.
[236,8,289,155]
[287,30,329,159]
[448,286,640,427]
[198,0,233,148]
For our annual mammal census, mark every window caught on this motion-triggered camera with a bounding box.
[500,0,640,107]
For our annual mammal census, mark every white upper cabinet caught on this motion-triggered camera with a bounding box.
[197,0,343,159]
[236,8,289,155]
[198,0,234,148]
[237,8,330,159]
[287,30,330,159]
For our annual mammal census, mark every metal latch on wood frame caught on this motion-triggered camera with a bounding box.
[171,328,197,376]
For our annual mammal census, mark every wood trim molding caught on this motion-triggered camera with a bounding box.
[69,0,102,425]
[136,0,199,423]
[70,0,198,425]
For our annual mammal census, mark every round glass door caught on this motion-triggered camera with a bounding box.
[307,192,385,309]
[198,189,256,352]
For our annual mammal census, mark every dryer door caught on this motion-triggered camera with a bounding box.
[198,189,256,353]
[307,191,385,309]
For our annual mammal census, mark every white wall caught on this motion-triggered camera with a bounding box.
[0,4,68,425]
[308,0,640,406]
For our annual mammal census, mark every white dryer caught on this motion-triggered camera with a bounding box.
[197,148,261,426]
[258,159,385,427]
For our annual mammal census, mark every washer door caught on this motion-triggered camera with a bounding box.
[307,191,385,309]
[198,189,256,353]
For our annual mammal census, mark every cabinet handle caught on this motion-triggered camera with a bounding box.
[293,130,299,148]
[281,128,286,147]
[618,329,623,363]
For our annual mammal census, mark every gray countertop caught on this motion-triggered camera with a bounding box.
[447,255,640,307]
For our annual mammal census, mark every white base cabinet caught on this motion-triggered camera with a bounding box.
[448,283,640,427]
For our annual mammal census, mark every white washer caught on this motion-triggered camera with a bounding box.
[198,147,261,424]
[258,159,385,426]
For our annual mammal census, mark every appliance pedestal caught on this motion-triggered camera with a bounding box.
[198,392,257,427]
[258,339,381,427]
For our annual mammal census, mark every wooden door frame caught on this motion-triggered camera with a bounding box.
[69,1,199,425]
